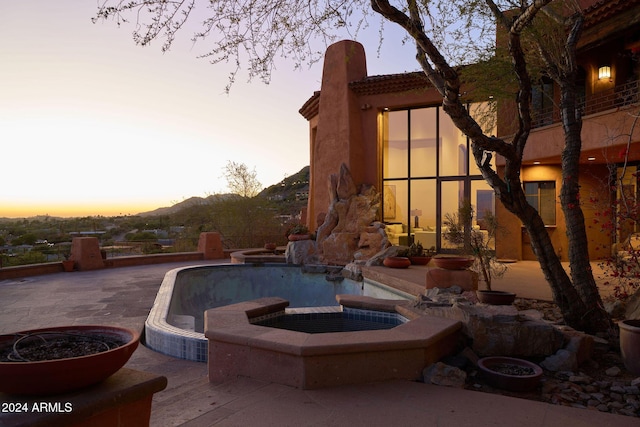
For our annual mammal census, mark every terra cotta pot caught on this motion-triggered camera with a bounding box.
[62,260,75,272]
[0,325,140,395]
[409,256,432,265]
[288,234,310,242]
[432,256,474,270]
[383,256,411,269]
[619,319,640,375]
[477,356,543,391]
[476,290,516,305]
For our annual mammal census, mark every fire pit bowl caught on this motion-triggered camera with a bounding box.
[477,356,543,392]
[0,325,139,395]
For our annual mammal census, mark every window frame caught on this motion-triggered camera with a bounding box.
[524,181,556,226]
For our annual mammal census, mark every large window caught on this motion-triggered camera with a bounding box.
[524,181,556,225]
[382,105,495,251]
[532,78,554,127]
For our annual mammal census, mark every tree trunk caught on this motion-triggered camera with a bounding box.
[496,179,596,329]
[559,79,613,333]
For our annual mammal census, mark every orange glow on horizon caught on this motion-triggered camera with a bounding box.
[0,202,161,219]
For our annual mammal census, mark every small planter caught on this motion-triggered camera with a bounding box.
[62,260,75,272]
[409,256,432,266]
[477,356,543,392]
[288,234,310,242]
[432,256,474,270]
[264,243,277,251]
[619,319,640,375]
[383,256,411,269]
[0,325,140,395]
[476,290,516,305]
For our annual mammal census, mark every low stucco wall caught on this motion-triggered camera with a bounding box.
[0,251,234,281]
[0,254,202,281]
[0,262,64,280]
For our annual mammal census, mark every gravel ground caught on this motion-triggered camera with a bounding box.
[464,298,640,418]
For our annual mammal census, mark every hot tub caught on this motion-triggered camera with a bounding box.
[205,296,462,389]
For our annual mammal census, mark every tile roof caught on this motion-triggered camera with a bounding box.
[582,0,640,28]
[348,71,432,96]
[299,91,320,120]
[298,72,433,120]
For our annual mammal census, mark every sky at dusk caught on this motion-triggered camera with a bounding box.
[1,1,418,218]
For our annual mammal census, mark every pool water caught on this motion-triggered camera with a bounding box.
[167,264,372,333]
[252,308,408,334]
[144,263,412,361]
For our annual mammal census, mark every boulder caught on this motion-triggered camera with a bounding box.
[342,263,363,281]
[285,240,318,265]
[314,163,386,265]
[625,289,640,320]
[424,303,564,357]
[354,228,389,261]
[604,299,626,319]
[365,245,405,266]
[343,194,378,232]
[336,163,357,200]
[315,206,338,250]
[558,327,595,365]
[422,362,467,387]
[321,232,360,265]
[540,349,578,372]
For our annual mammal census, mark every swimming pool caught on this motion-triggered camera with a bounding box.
[144,263,413,361]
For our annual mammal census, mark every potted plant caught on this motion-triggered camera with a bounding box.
[286,224,311,241]
[598,245,640,374]
[619,319,640,375]
[61,250,75,272]
[406,242,436,265]
[443,200,512,303]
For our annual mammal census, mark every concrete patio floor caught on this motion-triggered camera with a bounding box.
[0,259,635,426]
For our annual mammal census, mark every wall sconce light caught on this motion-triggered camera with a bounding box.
[598,65,611,80]
[410,209,422,229]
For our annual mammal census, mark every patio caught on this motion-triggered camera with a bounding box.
[0,259,634,426]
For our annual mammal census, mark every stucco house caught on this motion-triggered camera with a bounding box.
[299,0,640,261]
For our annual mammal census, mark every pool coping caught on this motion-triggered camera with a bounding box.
[144,265,210,361]
[204,296,462,389]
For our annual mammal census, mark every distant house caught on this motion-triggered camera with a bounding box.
[300,0,640,261]
[142,229,169,239]
[69,231,106,236]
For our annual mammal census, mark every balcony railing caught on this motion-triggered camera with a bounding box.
[531,79,640,129]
